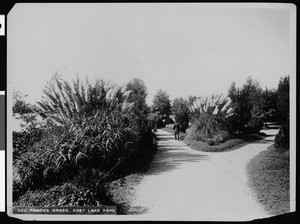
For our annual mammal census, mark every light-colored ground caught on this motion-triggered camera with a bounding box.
[121,129,279,221]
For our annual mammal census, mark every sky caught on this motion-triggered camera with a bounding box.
[7,3,295,106]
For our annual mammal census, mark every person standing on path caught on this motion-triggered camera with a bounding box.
[173,122,181,140]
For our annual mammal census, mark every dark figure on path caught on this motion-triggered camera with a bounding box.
[173,123,181,140]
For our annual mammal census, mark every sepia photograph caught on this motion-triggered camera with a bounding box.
[6,3,296,221]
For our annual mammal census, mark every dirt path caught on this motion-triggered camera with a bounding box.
[110,129,279,221]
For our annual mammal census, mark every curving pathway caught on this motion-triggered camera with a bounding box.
[124,129,279,221]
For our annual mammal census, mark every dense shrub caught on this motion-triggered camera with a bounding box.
[126,78,153,151]
[151,89,172,126]
[188,94,234,144]
[35,75,134,125]
[13,124,71,200]
[275,76,289,149]
[13,75,154,203]
[15,181,112,207]
[277,76,289,124]
[13,90,34,115]
[13,130,42,159]
[227,77,264,134]
[258,88,278,123]
[172,97,190,132]
[147,112,170,129]
[245,115,264,134]
[275,121,289,149]
[13,110,140,196]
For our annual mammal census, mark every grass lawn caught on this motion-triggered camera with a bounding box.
[247,145,290,215]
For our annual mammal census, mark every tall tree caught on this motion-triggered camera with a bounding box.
[126,78,148,115]
[152,89,171,116]
[275,76,289,149]
[172,97,190,132]
[258,88,278,123]
[277,76,289,123]
[126,78,150,133]
[227,82,238,103]
[227,76,263,133]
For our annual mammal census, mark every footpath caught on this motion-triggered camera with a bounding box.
[110,129,279,221]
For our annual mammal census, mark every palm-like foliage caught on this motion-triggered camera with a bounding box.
[189,94,234,120]
[188,94,235,142]
[13,76,153,202]
[49,110,139,175]
[35,76,134,125]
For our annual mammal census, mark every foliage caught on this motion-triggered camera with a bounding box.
[13,130,43,160]
[152,89,172,117]
[126,78,151,136]
[227,82,238,103]
[13,75,155,203]
[59,110,139,172]
[227,77,264,133]
[188,94,234,143]
[162,127,245,152]
[185,136,246,152]
[244,112,264,133]
[277,76,289,123]
[274,122,289,149]
[13,124,70,200]
[259,88,278,122]
[13,90,33,115]
[14,181,112,207]
[13,89,44,133]
[147,113,174,129]
[35,75,134,125]
[126,78,148,108]
[274,76,289,149]
[14,110,139,187]
[147,112,160,129]
[12,92,45,162]
[188,95,197,106]
[150,89,172,128]
[172,97,189,132]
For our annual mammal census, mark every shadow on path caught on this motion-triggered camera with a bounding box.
[145,131,209,175]
[123,128,278,217]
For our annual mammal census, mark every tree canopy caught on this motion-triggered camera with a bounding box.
[277,76,289,123]
[152,89,171,116]
[172,97,189,130]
